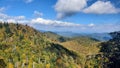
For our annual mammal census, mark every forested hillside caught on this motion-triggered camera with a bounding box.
[0,22,81,68]
[100,31,120,68]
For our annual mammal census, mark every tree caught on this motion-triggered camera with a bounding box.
[0,23,3,28]
[19,34,24,41]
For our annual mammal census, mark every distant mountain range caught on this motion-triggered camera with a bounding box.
[54,32,112,42]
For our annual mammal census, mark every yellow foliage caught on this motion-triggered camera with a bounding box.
[32,55,34,58]
[16,46,19,51]
[39,63,44,68]
[28,59,33,68]
[5,48,12,53]
[46,63,50,68]
[28,63,32,68]
[22,54,26,59]
[7,62,14,68]
[23,59,26,63]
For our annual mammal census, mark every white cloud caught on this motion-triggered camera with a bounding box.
[0,13,27,23]
[24,0,33,3]
[0,13,25,20]
[34,10,43,17]
[83,1,120,14]
[88,23,95,27]
[31,18,81,27]
[54,0,87,19]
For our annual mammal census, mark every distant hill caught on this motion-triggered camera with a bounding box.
[43,31,70,42]
[86,33,112,42]
[56,32,112,41]
[56,32,82,37]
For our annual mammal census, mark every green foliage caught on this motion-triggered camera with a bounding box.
[19,34,24,41]
[0,23,3,28]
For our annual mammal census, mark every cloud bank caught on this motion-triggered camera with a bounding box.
[31,18,80,27]
[54,0,120,19]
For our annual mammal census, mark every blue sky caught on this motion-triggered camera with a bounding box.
[0,0,120,33]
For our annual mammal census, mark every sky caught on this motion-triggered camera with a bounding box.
[0,0,120,33]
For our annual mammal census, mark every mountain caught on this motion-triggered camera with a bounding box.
[0,22,81,68]
[56,32,112,41]
[43,31,70,42]
[86,33,112,42]
[56,32,82,37]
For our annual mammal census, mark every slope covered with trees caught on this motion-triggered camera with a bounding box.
[0,22,81,68]
[100,31,120,68]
